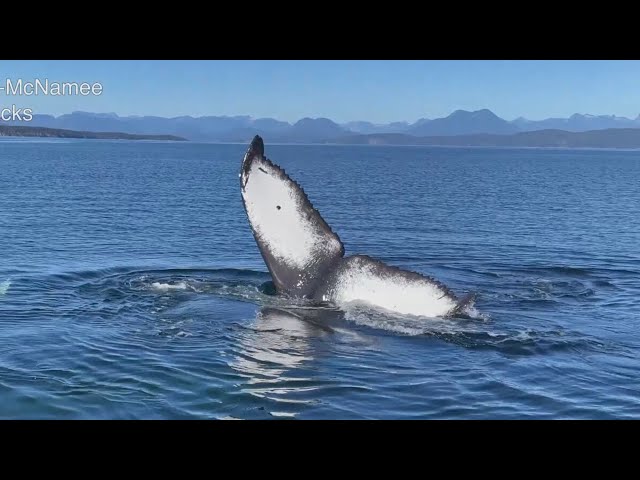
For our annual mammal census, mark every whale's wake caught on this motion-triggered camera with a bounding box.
[123,269,482,334]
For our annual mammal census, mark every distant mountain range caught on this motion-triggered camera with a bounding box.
[8,109,640,143]
[328,129,640,148]
[5,122,640,149]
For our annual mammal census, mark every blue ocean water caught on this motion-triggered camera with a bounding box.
[0,138,638,419]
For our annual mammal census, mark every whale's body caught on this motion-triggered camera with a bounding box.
[240,136,472,318]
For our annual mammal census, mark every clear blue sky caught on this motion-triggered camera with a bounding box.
[1,60,639,123]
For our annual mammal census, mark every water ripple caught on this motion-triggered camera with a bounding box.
[2,143,640,418]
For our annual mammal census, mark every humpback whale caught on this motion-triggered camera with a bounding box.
[240,136,474,318]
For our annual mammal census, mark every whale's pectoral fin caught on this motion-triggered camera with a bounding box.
[240,136,345,297]
[447,292,477,317]
[322,255,460,318]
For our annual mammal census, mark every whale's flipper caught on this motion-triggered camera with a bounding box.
[240,136,345,297]
[448,292,477,317]
[317,255,460,318]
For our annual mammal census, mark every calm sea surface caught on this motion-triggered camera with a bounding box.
[0,138,638,419]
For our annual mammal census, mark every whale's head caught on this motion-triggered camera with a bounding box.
[239,136,344,297]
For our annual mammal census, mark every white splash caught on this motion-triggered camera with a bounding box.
[327,257,457,318]
[150,281,188,292]
[462,304,486,320]
[0,279,10,295]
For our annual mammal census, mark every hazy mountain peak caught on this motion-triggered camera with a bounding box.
[407,108,516,136]
[68,111,120,118]
[448,108,497,118]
